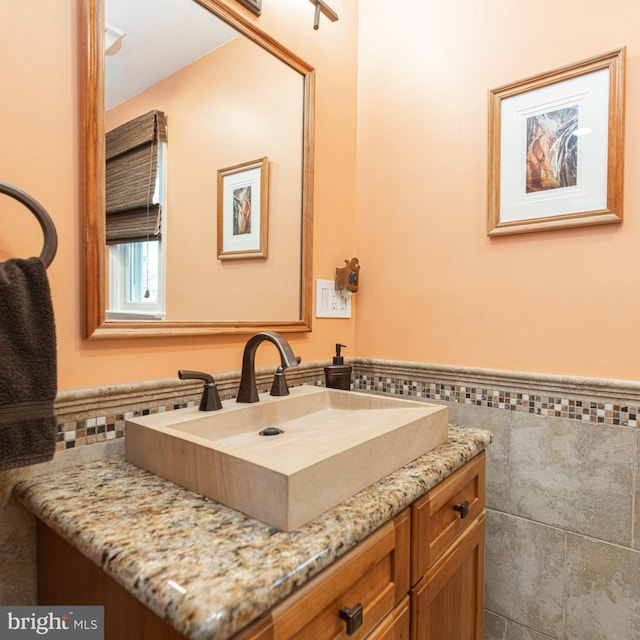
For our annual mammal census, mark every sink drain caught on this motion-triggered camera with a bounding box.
[259,427,284,437]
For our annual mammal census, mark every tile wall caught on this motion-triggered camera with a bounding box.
[355,360,640,640]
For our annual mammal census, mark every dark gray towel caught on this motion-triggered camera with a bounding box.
[0,257,57,470]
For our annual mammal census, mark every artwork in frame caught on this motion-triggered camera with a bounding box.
[217,157,269,260]
[487,48,625,236]
[234,0,261,17]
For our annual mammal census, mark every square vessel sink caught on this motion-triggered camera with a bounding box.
[125,386,448,530]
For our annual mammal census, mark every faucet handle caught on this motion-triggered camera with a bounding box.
[269,356,302,397]
[178,370,223,411]
[270,366,290,397]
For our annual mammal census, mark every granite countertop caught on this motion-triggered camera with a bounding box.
[15,425,491,640]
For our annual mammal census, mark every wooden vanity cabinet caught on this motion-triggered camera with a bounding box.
[36,454,485,640]
[410,452,486,639]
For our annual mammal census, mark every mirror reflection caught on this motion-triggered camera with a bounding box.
[82,0,314,337]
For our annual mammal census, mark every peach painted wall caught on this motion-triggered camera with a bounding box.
[1,0,358,390]
[106,36,303,322]
[356,0,640,380]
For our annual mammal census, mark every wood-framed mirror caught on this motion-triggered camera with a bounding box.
[81,0,314,339]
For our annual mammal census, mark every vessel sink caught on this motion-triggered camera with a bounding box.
[125,386,448,530]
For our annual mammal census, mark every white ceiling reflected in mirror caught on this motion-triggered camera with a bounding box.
[104,0,238,109]
[81,0,315,338]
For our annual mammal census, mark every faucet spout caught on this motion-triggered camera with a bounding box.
[236,332,301,403]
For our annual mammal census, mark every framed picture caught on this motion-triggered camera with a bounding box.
[217,157,269,260]
[487,48,625,236]
[234,0,261,17]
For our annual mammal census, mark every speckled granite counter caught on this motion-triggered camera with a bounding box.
[15,425,491,640]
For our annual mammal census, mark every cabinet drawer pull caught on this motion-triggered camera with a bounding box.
[453,500,469,518]
[339,603,363,635]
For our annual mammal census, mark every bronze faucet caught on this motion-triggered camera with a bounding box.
[236,332,301,403]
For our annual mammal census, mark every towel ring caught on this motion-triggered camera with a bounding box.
[0,181,58,268]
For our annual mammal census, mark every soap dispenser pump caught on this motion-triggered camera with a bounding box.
[324,343,352,390]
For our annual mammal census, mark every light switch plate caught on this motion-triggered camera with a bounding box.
[315,279,351,318]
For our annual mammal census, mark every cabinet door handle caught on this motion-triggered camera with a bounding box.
[339,603,363,635]
[453,500,469,518]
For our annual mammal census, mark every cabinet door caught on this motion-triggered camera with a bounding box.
[410,514,485,640]
[366,597,410,640]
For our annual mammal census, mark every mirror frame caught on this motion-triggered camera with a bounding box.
[81,0,315,339]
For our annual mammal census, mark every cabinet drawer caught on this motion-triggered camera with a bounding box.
[236,509,410,640]
[411,452,485,583]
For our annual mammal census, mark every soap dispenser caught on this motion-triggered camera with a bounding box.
[324,343,352,390]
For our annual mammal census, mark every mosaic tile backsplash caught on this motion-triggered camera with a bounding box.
[53,360,640,451]
[353,375,639,427]
[56,401,195,452]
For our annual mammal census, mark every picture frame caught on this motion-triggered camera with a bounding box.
[487,48,625,236]
[234,0,262,17]
[217,157,269,260]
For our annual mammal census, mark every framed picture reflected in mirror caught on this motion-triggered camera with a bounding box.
[217,157,269,260]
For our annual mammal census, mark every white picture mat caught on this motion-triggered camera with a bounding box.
[221,166,262,252]
[499,67,609,223]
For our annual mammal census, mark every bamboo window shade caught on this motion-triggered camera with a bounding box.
[105,109,167,244]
